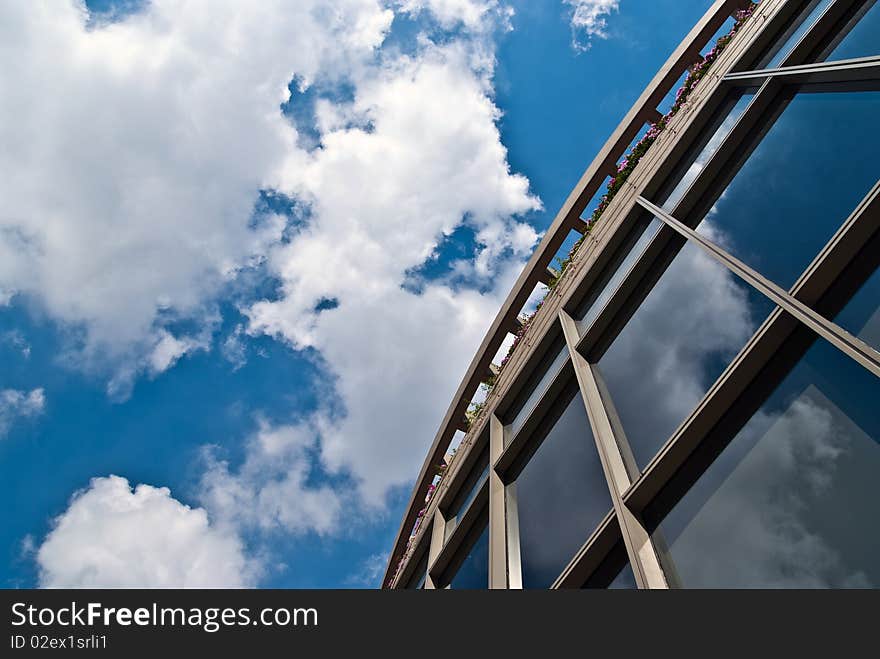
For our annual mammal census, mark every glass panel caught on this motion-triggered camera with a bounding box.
[507,341,569,440]
[763,0,834,69]
[825,0,880,61]
[608,562,637,589]
[449,525,489,589]
[597,237,775,471]
[516,386,613,588]
[405,551,428,590]
[574,216,662,335]
[654,336,880,588]
[828,264,880,354]
[695,91,880,289]
[660,93,754,212]
[444,463,489,543]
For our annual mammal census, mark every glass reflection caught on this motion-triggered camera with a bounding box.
[575,216,662,335]
[597,235,775,470]
[516,386,612,588]
[763,0,834,69]
[695,91,880,289]
[444,463,489,543]
[405,551,428,590]
[660,94,754,212]
[507,340,569,441]
[825,0,880,61]
[655,337,880,587]
[608,562,637,589]
[449,525,489,589]
[828,264,880,355]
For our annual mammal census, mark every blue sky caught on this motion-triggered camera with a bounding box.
[0,0,721,588]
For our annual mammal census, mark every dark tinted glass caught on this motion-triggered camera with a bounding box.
[764,0,834,68]
[608,562,637,589]
[654,337,880,587]
[449,525,489,589]
[825,0,880,61]
[507,341,569,440]
[575,216,662,335]
[597,238,775,470]
[444,463,489,543]
[827,264,880,354]
[695,91,880,289]
[516,388,612,588]
[660,94,754,212]
[404,551,428,590]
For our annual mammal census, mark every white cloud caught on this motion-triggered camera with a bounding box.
[0,388,45,438]
[246,41,539,505]
[564,0,619,51]
[346,552,388,587]
[0,0,395,390]
[200,420,345,535]
[7,1,541,573]
[37,475,255,588]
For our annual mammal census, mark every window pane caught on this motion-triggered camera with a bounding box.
[507,341,569,440]
[405,551,428,589]
[660,93,754,212]
[449,525,489,589]
[828,264,880,354]
[575,216,662,335]
[597,237,775,471]
[825,0,880,61]
[608,562,637,589]
[763,0,834,69]
[654,337,880,588]
[695,91,880,289]
[516,387,612,588]
[444,463,489,543]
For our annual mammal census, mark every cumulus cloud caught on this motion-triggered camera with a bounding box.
[0,388,45,438]
[37,476,255,588]
[661,387,876,588]
[9,0,541,577]
[241,36,539,508]
[200,420,345,535]
[0,0,394,390]
[564,0,619,51]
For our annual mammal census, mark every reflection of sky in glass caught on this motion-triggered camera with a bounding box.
[507,344,569,441]
[825,0,880,61]
[608,561,637,589]
[829,265,880,354]
[444,464,489,543]
[764,0,834,69]
[655,338,880,588]
[695,92,880,289]
[405,552,428,589]
[575,218,662,335]
[660,94,754,212]
[598,231,775,471]
[516,389,611,588]
[449,525,488,589]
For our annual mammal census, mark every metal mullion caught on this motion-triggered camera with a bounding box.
[637,196,880,377]
[424,510,446,589]
[488,415,509,589]
[559,309,668,589]
[778,0,866,66]
[552,509,618,589]
[724,54,880,85]
[428,483,488,587]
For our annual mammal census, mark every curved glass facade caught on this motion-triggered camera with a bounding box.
[391,0,880,590]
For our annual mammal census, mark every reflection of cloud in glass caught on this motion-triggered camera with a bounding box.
[598,222,768,468]
[660,386,878,588]
[516,392,611,588]
[661,95,753,212]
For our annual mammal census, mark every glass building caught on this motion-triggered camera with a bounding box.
[385,0,880,589]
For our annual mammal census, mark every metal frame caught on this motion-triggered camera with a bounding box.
[387,0,880,588]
